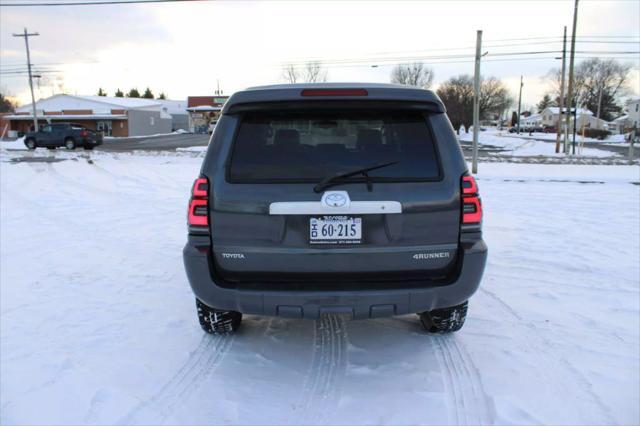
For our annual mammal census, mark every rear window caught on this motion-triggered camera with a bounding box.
[228,110,440,182]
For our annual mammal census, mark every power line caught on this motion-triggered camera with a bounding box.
[280,50,639,68]
[0,0,212,6]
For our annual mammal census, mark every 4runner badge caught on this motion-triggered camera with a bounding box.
[413,252,450,260]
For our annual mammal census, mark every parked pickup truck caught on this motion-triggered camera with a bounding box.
[24,123,103,150]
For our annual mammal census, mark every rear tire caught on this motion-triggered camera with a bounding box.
[84,146,94,151]
[64,138,76,150]
[25,138,36,150]
[196,299,242,335]
[419,301,468,334]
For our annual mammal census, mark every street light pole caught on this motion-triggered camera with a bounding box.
[471,30,482,174]
[565,0,579,155]
[516,75,523,134]
[555,26,567,153]
[12,28,40,131]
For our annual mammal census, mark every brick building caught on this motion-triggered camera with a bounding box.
[3,94,184,137]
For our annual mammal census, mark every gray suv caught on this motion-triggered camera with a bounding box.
[183,83,487,335]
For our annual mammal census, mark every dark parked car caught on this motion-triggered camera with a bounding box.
[183,83,487,335]
[24,123,103,150]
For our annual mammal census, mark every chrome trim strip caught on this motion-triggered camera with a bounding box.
[269,200,402,215]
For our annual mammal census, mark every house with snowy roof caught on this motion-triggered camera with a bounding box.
[4,94,186,137]
[539,107,610,131]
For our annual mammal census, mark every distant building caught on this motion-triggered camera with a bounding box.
[610,115,629,134]
[158,99,189,132]
[540,107,608,131]
[626,98,640,130]
[187,96,229,133]
[3,94,187,137]
[521,113,542,128]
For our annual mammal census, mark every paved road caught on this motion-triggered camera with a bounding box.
[97,133,210,152]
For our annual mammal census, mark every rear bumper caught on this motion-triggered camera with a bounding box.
[183,237,487,319]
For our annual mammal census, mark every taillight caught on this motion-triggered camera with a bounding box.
[301,88,368,97]
[188,177,209,227]
[80,130,88,137]
[461,174,482,225]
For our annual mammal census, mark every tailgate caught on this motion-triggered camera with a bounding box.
[210,108,460,283]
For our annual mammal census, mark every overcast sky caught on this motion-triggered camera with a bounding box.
[1,0,639,109]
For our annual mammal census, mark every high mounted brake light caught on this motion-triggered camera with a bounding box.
[301,89,368,97]
[461,174,482,225]
[188,177,209,227]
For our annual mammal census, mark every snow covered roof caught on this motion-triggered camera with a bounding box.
[187,105,222,112]
[544,107,593,115]
[159,99,188,115]
[5,114,127,120]
[523,113,542,120]
[74,95,161,108]
[16,94,162,113]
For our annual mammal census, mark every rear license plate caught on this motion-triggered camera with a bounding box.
[310,216,361,244]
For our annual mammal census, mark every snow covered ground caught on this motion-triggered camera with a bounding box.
[458,128,627,158]
[1,150,639,426]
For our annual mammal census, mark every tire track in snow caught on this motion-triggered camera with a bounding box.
[433,335,493,425]
[116,333,234,425]
[292,314,349,425]
[478,287,617,425]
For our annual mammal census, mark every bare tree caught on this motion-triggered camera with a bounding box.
[390,62,434,88]
[303,61,327,83]
[437,75,512,134]
[282,62,327,83]
[546,58,631,121]
[479,76,513,121]
[436,75,474,134]
[282,64,299,84]
[0,93,16,113]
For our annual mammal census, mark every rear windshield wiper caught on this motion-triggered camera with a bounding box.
[313,161,399,193]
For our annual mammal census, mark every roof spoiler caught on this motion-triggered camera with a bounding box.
[224,100,445,115]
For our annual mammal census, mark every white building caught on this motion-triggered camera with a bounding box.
[539,107,609,131]
[610,115,629,134]
[521,113,542,128]
[158,99,189,132]
[626,98,640,130]
[5,94,177,137]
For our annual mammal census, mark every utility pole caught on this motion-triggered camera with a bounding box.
[595,86,603,128]
[565,0,579,155]
[555,26,567,153]
[12,28,40,131]
[516,75,523,134]
[471,30,482,174]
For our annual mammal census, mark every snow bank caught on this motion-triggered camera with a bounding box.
[104,130,191,141]
[0,137,26,150]
[1,151,638,425]
[459,129,618,158]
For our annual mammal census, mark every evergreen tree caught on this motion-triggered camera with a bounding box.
[127,88,141,98]
[158,92,167,100]
[97,88,107,96]
[142,87,154,99]
[115,88,124,97]
[537,94,553,112]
